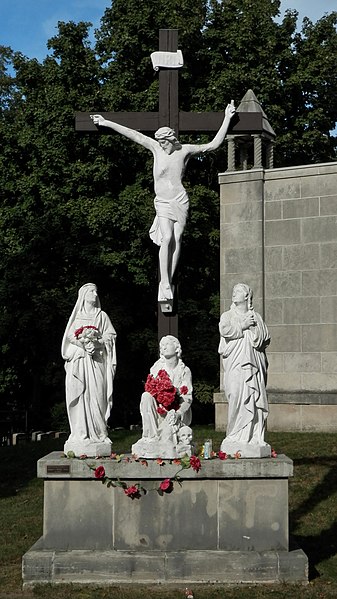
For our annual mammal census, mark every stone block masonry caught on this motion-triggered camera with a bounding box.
[216,162,337,432]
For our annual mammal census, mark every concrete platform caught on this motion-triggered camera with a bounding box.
[22,452,308,586]
[23,544,308,586]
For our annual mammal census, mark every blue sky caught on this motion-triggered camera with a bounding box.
[0,0,336,63]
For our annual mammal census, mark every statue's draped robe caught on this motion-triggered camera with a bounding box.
[62,308,116,444]
[219,305,270,444]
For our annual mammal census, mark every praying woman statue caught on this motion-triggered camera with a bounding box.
[91,102,235,303]
[218,283,271,458]
[62,283,117,457]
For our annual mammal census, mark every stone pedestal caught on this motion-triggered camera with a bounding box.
[220,439,271,458]
[22,452,308,586]
[64,438,112,458]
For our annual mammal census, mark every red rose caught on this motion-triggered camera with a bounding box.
[157,390,176,407]
[180,385,188,395]
[271,448,278,458]
[94,465,105,479]
[124,485,141,499]
[218,451,228,461]
[157,406,167,416]
[159,478,173,493]
[144,374,157,396]
[157,369,169,378]
[190,456,201,472]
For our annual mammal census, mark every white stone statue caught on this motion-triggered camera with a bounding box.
[218,283,271,458]
[91,102,235,304]
[131,335,193,459]
[62,283,117,457]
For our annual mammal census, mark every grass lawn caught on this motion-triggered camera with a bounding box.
[0,428,336,598]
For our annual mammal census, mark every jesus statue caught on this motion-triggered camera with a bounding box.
[91,102,235,302]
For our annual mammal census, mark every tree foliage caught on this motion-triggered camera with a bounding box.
[0,1,336,429]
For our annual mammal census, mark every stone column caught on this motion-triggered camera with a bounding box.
[253,135,263,168]
[226,135,236,171]
[266,140,274,169]
[215,168,265,431]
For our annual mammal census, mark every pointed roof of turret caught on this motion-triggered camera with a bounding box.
[236,89,276,138]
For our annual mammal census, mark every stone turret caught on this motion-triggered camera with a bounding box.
[227,89,276,171]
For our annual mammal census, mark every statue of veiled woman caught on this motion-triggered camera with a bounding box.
[62,283,117,457]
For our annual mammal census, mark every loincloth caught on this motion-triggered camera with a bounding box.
[149,190,189,246]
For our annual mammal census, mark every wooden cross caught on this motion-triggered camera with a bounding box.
[75,29,238,341]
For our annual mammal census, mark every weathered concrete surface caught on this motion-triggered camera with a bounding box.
[23,546,308,586]
[37,451,293,479]
[22,452,308,586]
[38,452,291,552]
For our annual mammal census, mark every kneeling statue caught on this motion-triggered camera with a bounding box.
[132,335,194,459]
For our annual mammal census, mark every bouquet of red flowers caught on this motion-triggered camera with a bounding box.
[74,325,101,356]
[144,369,188,415]
[74,325,99,340]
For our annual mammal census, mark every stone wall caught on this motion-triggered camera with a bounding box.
[215,162,337,432]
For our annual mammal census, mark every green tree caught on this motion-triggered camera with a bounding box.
[0,1,337,430]
[199,1,337,165]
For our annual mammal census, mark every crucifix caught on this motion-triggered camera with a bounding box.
[75,29,236,340]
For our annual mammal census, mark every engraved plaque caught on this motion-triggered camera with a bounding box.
[46,464,70,475]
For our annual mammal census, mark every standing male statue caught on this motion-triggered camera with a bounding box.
[91,102,235,302]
